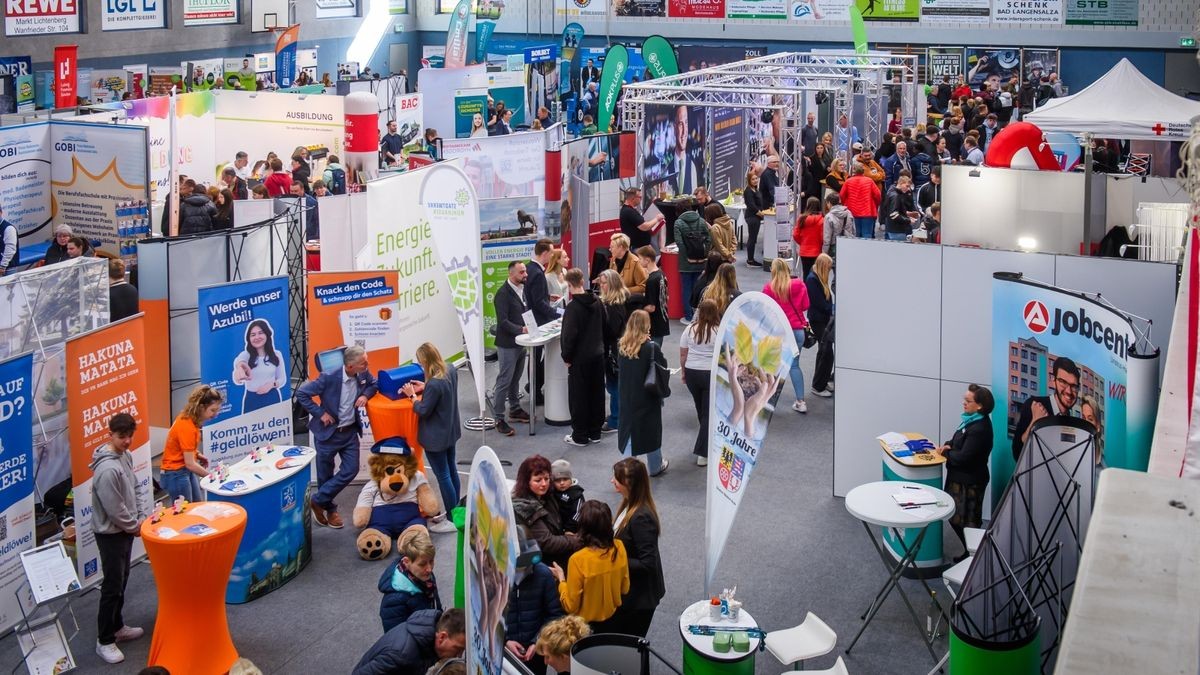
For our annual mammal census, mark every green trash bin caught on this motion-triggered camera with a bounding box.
[949,623,1040,675]
[452,506,466,608]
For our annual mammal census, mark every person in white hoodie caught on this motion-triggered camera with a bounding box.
[821,193,855,257]
[90,413,150,665]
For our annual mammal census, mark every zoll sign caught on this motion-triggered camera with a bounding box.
[5,0,82,36]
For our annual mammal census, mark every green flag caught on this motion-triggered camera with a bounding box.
[849,4,869,57]
[642,35,679,80]
[596,44,628,133]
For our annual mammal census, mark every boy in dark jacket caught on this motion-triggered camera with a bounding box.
[504,530,564,675]
[378,530,442,632]
[549,460,585,532]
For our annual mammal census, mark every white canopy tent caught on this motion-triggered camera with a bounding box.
[1025,58,1200,141]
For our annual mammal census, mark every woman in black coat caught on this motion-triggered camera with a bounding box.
[609,458,665,638]
[512,455,581,571]
[616,310,668,476]
[937,384,995,560]
[742,171,764,266]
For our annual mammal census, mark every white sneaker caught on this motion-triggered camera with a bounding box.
[114,625,144,642]
[680,316,693,325]
[792,400,808,414]
[563,434,589,447]
[96,642,125,664]
[826,382,834,392]
[696,456,708,467]
[428,517,457,534]
[811,388,833,398]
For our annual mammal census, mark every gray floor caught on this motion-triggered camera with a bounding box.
[1,262,962,674]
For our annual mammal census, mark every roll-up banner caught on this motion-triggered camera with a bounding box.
[990,274,1158,502]
[454,89,489,139]
[464,446,518,675]
[274,24,302,89]
[444,0,473,69]
[0,122,51,245]
[53,46,77,109]
[197,276,294,466]
[474,0,504,65]
[0,353,35,633]
[66,317,153,588]
[596,44,628,134]
[704,293,799,593]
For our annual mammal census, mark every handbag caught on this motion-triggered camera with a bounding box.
[642,341,671,399]
[803,325,818,349]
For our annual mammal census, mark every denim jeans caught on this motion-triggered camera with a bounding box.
[680,270,701,320]
[161,468,201,503]
[854,216,876,239]
[425,444,460,513]
[623,440,663,475]
[313,428,360,512]
[886,232,909,241]
[605,380,619,428]
[789,329,806,400]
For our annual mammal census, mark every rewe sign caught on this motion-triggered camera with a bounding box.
[102,0,166,31]
[5,0,82,36]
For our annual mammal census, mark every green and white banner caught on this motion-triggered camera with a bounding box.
[444,0,473,68]
[705,292,799,593]
[641,35,680,79]
[854,0,919,21]
[1066,0,1135,25]
[595,44,628,134]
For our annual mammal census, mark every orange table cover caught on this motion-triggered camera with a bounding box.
[365,395,425,469]
[141,502,247,674]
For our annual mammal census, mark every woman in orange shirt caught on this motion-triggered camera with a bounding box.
[161,385,223,502]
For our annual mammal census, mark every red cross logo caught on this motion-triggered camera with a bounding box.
[1151,123,1166,135]
[1023,300,1049,333]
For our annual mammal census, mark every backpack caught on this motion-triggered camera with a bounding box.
[329,167,347,195]
[679,226,709,263]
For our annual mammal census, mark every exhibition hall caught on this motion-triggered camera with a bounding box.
[0,1,1197,674]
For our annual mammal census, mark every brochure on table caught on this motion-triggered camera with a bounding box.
[20,542,80,605]
[201,445,316,497]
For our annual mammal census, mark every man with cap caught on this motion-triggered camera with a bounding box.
[549,460,584,533]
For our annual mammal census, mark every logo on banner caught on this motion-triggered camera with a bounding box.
[281,482,297,511]
[574,0,591,6]
[718,447,745,492]
[1023,300,1049,333]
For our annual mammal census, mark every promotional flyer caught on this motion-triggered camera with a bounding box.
[465,446,519,675]
[0,353,35,634]
[990,274,1157,502]
[454,90,489,139]
[66,317,153,587]
[705,293,798,592]
[198,276,294,466]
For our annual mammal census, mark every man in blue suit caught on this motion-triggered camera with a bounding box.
[296,345,378,529]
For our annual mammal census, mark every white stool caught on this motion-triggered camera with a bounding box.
[765,612,837,669]
[963,527,984,556]
[801,656,850,675]
[942,556,972,599]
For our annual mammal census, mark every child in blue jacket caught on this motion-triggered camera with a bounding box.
[378,529,442,632]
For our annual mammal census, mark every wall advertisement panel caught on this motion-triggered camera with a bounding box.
[788,0,849,21]
[0,57,33,78]
[927,47,965,80]
[316,0,361,19]
[441,133,546,200]
[670,0,726,17]
[184,0,239,26]
[965,48,1021,89]
[557,0,607,16]
[49,122,150,256]
[213,90,345,181]
[993,0,1061,23]
[727,0,785,19]
[0,123,52,243]
[198,277,294,466]
[66,317,153,587]
[102,0,167,30]
[0,353,35,634]
[920,0,990,23]
[853,0,919,20]
[4,0,81,36]
[1066,0,1135,24]
[1021,48,1060,86]
[614,0,666,15]
[990,275,1157,502]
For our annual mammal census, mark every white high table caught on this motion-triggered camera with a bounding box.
[515,318,568,433]
[844,480,954,662]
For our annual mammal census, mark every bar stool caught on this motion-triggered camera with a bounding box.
[764,612,837,669]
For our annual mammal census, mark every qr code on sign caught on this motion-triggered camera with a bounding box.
[0,515,7,541]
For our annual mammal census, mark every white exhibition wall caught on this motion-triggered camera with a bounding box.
[417,64,487,140]
[832,238,1179,498]
[941,165,1088,254]
[1103,175,1190,231]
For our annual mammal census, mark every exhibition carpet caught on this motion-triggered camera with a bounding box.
[0,263,955,674]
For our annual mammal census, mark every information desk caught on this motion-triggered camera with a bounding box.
[142,501,246,674]
[201,445,316,604]
[878,432,947,571]
[516,318,568,431]
[844,481,954,662]
[364,396,426,470]
[678,600,760,675]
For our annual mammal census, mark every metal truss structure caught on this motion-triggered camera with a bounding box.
[618,51,916,217]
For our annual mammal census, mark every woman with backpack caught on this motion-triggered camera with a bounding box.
[792,197,824,279]
[672,198,710,324]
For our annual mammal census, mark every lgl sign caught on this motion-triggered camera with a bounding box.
[102,0,166,31]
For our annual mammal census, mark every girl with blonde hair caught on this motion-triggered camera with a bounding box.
[535,616,592,673]
[701,263,740,315]
[806,253,835,397]
[402,343,461,528]
[545,248,570,305]
[762,258,811,414]
[616,311,668,476]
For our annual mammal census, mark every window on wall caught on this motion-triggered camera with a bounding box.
[315,0,363,19]
[434,0,453,12]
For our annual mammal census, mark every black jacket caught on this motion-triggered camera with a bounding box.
[944,415,993,485]
[804,273,833,327]
[561,292,604,365]
[881,187,913,234]
[600,300,627,383]
[493,282,526,349]
[524,260,558,325]
[617,341,666,456]
[759,167,779,208]
[614,509,665,612]
[505,563,564,647]
[743,186,763,226]
[512,495,579,571]
[1011,396,1051,462]
[916,181,941,213]
[552,483,585,532]
[43,240,71,266]
[352,608,441,675]
[109,283,139,322]
[179,194,217,235]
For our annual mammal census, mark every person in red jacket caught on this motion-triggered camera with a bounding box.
[792,197,824,279]
[839,165,881,240]
[263,157,293,197]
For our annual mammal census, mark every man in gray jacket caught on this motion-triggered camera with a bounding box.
[90,413,150,664]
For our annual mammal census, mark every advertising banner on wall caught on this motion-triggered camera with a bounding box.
[441,132,546,199]
[102,0,167,30]
[1066,0,1135,24]
[0,123,52,243]
[854,0,919,20]
[0,353,35,634]
[990,274,1157,502]
[789,0,850,21]
[557,0,606,16]
[49,122,150,256]
[614,0,666,15]
[965,48,1020,88]
[316,0,361,18]
[0,56,32,79]
[66,317,153,587]
[198,276,294,466]
[53,46,77,109]
[5,0,80,36]
[927,47,965,80]
[213,90,344,178]
[920,0,990,23]
[1021,48,1060,86]
[464,446,519,675]
[454,89,489,139]
[704,293,798,592]
[993,0,1061,23]
[670,0,726,17]
[727,0,786,18]
[184,0,239,26]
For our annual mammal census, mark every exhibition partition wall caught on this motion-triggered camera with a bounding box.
[832,239,1177,504]
[559,132,635,273]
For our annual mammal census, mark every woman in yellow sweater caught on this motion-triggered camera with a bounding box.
[550,500,630,632]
